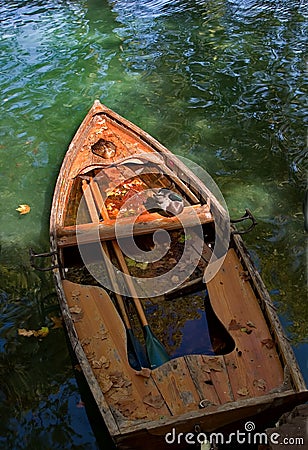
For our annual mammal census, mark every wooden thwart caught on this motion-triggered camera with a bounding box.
[57,203,212,247]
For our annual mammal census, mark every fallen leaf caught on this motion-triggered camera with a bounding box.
[50,316,63,329]
[240,327,252,334]
[16,204,31,215]
[261,338,275,349]
[246,321,256,328]
[18,328,34,337]
[18,326,49,338]
[69,305,82,314]
[35,326,49,338]
[253,378,267,391]
[135,368,151,378]
[228,319,241,330]
[237,387,249,396]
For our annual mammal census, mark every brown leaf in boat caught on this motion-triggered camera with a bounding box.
[143,392,165,409]
[135,367,152,378]
[50,315,63,329]
[18,328,34,337]
[98,374,113,393]
[16,204,31,215]
[207,358,223,372]
[246,321,256,328]
[228,319,241,330]
[261,338,275,349]
[240,327,252,334]
[91,356,110,369]
[18,327,49,338]
[69,305,82,314]
[253,378,267,391]
[237,387,249,396]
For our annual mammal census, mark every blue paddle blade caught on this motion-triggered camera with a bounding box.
[144,325,169,369]
[127,329,149,370]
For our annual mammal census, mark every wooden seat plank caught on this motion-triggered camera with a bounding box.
[150,358,201,415]
[63,280,170,423]
[185,354,234,405]
[207,249,284,400]
[57,204,213,247]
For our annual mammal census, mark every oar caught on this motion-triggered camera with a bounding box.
[82,179,149,370]
[112,240,170,369]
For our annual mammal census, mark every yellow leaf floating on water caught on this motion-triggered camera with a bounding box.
[18,326,49,338]
[16,204,31,215]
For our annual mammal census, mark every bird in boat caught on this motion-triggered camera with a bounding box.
[145,189,184,216]
[91,139,116,159]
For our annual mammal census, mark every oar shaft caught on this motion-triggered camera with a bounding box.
[111,241,148,327]
[87,179,134,331]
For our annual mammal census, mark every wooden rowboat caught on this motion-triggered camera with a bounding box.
[46,101,307,448]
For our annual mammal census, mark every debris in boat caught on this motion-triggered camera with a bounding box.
[246,320,256,328]
[16,204,31,215]
[201,358,223,373]
[98,373,113,393]
[91,355,110,369]
[228,319,242,330]
[135,367,152,378]
[49,315,63,329]
[110,371,132,389]
[143,392,165,409]
[253,378,267,391]
[18,326,49,338]
[69,305,82,314]
[261,338,275,349]
[240,327,252,334]
[237,387,249,396]
[91,138,116,159]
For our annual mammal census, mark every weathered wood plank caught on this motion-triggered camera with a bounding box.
[63,280,170,423]
[151,358,201,415]
[185,354,234,406]
[57,204,212,247]
[207,249,284,401]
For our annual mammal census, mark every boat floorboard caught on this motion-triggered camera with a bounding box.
[62,246,285,433]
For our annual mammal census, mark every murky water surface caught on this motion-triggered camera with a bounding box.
[1,0,307,447]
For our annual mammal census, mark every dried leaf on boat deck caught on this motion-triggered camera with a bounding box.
[98,374,113,393]
[69,305,82,314]
[261,338,275,349]
[237,387,249,396]
[240,327,252,334]
[253,378,267,391]
[135,367,152,378]
[91,355,110,369]
[143,392,165,409]
[207,358,223,372]
[228,319,242,330]
[109,371,132,389]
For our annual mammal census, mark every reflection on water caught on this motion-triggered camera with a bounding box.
[0,0,307,447]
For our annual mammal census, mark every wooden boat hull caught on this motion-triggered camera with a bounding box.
[49,101,307,449]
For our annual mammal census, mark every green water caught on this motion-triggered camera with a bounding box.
[1,0,307,448]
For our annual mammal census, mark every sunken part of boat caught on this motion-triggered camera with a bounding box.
[48,101,307,449]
